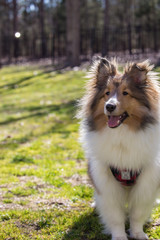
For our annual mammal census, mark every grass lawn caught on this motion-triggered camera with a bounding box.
[0,64,160,240]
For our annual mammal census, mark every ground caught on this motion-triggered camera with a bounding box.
[0,64,160,239]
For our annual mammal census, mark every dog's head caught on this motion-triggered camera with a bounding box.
[81,58,159,131]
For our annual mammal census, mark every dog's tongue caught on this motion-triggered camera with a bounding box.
[108,116,120,128]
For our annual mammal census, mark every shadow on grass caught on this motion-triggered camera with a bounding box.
[62,209,109,240]
[62,209,152,240]
[0,72,44,90]
[0,100,77,150]
[0,100,76,126]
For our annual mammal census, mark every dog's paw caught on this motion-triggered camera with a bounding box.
[129,231,148,239]
[112,237,128,240]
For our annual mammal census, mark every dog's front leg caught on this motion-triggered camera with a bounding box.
[129,201,150,240]
[128,166,159,240]
[90,161,128,240]
[95,185,127,240]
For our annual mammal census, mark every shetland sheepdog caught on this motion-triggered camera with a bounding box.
[78,58,160,240]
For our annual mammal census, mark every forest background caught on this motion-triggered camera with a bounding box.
[1,0,160,67]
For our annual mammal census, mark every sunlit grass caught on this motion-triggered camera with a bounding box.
[0,64,159,239]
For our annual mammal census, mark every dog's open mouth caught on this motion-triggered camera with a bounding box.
[108,112,129,128]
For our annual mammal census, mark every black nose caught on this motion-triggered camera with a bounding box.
[106,104,116,113]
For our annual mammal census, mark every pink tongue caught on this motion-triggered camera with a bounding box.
[108,116,120,128]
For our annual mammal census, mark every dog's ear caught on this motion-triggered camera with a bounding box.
[124,60,153,85]
[93,58,117,88]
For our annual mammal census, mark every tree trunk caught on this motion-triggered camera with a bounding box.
[13,0,18,58]
[39,0,46,58]
[102,0,109,56]
[66,0,80,67]
[125,0,133,54]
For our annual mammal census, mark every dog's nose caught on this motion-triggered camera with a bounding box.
[106,104,116,113]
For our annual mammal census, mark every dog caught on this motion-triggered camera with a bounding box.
[78,58,160,240]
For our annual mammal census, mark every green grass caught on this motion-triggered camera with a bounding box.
[0,64,160,239]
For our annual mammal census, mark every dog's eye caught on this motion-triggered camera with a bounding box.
[123,91,128,96]
[106,91,110,96]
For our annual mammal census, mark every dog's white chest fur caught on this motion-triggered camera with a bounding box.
[81,123,160,170]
